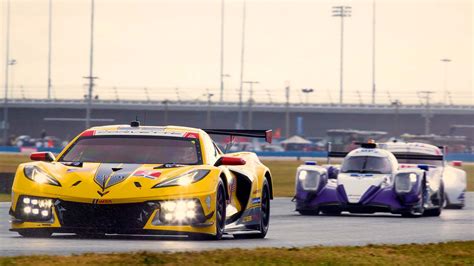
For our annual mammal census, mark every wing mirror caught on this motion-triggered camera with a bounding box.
[30,152,55,162]
[451,161,463,167]
[215,156,246,167]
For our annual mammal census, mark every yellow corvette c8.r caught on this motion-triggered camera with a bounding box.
[9,122,274,240]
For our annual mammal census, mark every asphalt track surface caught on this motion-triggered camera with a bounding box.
[1,194,473,256]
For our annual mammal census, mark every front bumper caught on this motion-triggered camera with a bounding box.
[10,196,216,235]
[295,185,420,215]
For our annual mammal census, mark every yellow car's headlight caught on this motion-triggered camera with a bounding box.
[153,170,210,188]
[23,166,61,187]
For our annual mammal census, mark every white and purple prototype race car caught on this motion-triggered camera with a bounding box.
[294,143,445,217]
[381,142,466,209]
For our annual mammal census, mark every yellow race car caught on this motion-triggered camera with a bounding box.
[9,122,273,240]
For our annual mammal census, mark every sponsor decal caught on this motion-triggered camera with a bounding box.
[252,189,261,195]
[95,128,184,137]
[97,199,112,204]
[133,170,161,179]
[251,197,261,204]
[243,215,253,222]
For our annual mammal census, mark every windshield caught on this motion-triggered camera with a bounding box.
[341,156,392,174]
[59,136,202,164]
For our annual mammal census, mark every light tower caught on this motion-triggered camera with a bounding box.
[332,5,351,105]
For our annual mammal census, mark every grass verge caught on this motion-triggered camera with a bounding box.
[0,241,473,265]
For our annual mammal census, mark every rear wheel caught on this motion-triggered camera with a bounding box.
[424,185,444,217]
[234,179,271,239]
[18,230,52,238]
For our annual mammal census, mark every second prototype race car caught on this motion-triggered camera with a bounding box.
[9,122,274,240]
[294,142,445,217]
[380,142,466,209]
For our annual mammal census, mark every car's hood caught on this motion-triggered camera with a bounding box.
[337,173,390,203]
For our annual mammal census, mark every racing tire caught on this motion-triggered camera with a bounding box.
[234,179,271,239]
[402,178,427,218]
[191,179,226,240]
[297,210,319,216]
[424,185,444,217]
[321,210,342,216]
[18,230,52,238]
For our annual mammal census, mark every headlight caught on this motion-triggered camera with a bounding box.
[152,170,210,188]
[298,170,320,191]
[394,173,418,193]
[151,199,206,225]
[16,196,54,222]
[23,166,61,187]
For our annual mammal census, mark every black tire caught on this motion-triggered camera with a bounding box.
[321,210,342,216]
[191,180,226,240]
[234,179,271,239]
[18,230,52,238]
[424,185,444,217]
[402,179,427,218]
[297,209,319,216]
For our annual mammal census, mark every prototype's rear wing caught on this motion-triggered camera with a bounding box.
[203,129,272,143]
[392,153,444,161]
[327,151,348,158]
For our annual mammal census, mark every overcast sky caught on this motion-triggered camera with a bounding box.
[0,0,472,104]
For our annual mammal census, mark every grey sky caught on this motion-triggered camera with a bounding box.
[0,0,472,104]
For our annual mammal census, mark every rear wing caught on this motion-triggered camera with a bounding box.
[327,151,348,158]
[203,129,272,144]
[392,153,444,161]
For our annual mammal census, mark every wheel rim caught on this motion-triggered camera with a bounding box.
[216,185,225,234]
[261,186,270,230]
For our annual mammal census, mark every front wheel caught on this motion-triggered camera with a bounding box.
[18,230,52,238]
[191,179,226,240]
[234,179,271,239]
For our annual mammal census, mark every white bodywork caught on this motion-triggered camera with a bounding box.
[382,142,466,207]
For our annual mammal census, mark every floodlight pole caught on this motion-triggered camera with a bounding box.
[47,0,53,99]
[371,0,376,105]
[243,81,258,129]
[418,91,434,135]
[2,0,11,145]
[440,58,451,104]
[84,0,97,129]
[332,6,351,105]
[237,0,247,129]
[219,0,225,103]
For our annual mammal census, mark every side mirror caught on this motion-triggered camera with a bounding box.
[451,161,463,167]
[30,152,55,162]
[215,156,246,166]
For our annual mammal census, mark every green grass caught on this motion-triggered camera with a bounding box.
[0,154,473,198]
[0,241,472,265]
[0,193,10,202]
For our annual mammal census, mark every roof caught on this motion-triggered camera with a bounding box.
[380,142,442,155]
